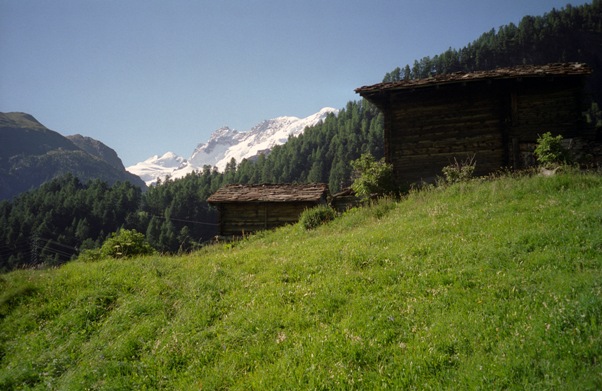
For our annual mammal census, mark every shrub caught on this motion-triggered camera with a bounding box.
[77,248,103,262]
[350,153,395,201]
[299,205,337,230]
[440,155,476,184]
[534,132,569,168]
[99,229,155,259]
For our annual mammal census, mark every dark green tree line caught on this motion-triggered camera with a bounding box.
[0,174,141,270]
[0,170,223,271]
[230,100,384,193]
[138,170,220,253]
[383,1,602,102]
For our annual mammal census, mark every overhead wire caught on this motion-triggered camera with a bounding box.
[147,213,220,226]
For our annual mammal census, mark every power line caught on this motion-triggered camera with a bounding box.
[38,237,79,252]
[36,237,79,260]
[147,213,220,227]
[31,233,39,264]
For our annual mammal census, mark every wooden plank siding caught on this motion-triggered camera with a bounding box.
[356,63,593,188]
[507,79,589,167]
[511,81,587,139]
[216,202,318,236]
[208,183,329,236]
[383,83,506,185]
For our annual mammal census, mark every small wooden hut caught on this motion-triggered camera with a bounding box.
[356,63,593,187]
[207,183,328,236]
[330,188,361,212]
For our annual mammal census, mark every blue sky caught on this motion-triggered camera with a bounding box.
[0,0,591,166]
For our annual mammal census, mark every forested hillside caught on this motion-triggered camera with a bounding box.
[382,1,602,99]
[229,100,384,192]
[1,1,601,271]
[0,173,222,271]
[0,175,142,270]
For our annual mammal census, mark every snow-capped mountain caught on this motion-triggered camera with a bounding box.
[127,107,338,186]
[188,126,244,168]
[126,152,190,185]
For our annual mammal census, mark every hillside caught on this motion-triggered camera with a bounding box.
[66,134,126,171]
[0,112,146,200]
[382,1,602,100]
[1,172,600,389]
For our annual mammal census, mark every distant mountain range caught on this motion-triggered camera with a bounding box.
[0,112,146,200]
[127,107,338,186]
[0,108,339,199]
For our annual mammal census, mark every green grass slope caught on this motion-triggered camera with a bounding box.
[1,172,601,390]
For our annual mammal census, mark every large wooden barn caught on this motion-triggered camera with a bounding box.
[207,183,328,236]
[356,63,593,187]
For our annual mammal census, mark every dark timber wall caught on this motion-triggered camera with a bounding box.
[216,201,318,236]
[384,83,506,184]
[359,66,591,188]
[507,79,590,167]
[208,183,329,237]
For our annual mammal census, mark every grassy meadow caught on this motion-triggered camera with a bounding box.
[1,171,601,390]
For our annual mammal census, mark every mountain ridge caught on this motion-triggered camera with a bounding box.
[67,134,126,171]
[0,112,146,199]
[127,107,338,186]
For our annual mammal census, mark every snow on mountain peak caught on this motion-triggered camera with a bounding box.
[127,152,188,185]
[189,126,243,166]
[150,152,186,167]
[207,126,239,141]
[127,107,339,186]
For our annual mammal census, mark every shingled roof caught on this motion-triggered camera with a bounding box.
[355,63,592,95]
[207,183,328,203]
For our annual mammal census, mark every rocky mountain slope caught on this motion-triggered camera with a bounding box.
[0,112,146,200]
[67,134,126,171]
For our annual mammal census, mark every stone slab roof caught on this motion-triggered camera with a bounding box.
[207,183,328,203]
[355,63,592,95]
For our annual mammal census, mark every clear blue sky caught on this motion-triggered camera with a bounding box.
[0,0,591,166]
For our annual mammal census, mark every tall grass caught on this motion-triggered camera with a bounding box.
[1,172,601,389]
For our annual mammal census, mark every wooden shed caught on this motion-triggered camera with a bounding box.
[207,183,328,236]
[330,188,361,212]
[356,63,593,187]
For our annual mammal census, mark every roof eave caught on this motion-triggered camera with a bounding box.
[355,63,592,96]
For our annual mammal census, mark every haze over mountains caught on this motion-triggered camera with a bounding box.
[127,107,338,186]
